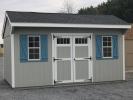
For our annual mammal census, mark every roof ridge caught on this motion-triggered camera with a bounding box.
[6,11,114,17]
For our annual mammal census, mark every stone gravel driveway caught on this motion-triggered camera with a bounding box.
[0,57,133,100]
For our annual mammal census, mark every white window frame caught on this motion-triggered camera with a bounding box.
[102,36,113,58]
[56,37,71,46]
[28,35,41,61]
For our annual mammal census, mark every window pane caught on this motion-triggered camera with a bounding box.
[79,38,81,44]
[108,37,111,41]
[35,37,39,41]
[60,38,63,44]
[84,38,87,44]
[57,38,61,44]
[108,48,112,53]
[29,42,34,47]
[75,38,87,44]
[57,38,70,44]
[108,52,112,57]
[34,49,39,53]
[34,54,39,59]
[108,42,111,46]
[29,54,34,59]
[29,37,34,41]
[103,52,108,57]
[35,42,39,47]
[29,49,34,53]
[103,37,107,41]
[82,38,84,44]
[103,42,107,46]
[75,38,78,44]
[103,47,108,52]
[64,38,67,44]
[67,38,70,44]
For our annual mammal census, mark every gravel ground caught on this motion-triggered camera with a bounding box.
[0,57,133,100]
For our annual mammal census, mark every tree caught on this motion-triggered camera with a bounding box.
[78,0,133,23]
[60,0,74,13]
[78,6,97,15]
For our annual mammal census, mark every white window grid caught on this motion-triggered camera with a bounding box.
[102,36,113,58]
[28,35,41,61]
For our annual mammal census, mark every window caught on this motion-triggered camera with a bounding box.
[28,36,40,60]
[57,38,70,44]
[102,36,112,58]
[75,38,87,44]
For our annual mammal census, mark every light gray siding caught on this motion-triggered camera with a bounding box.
[14,33,52,87]
[4,19,12,85]
[13,27,124,87]
[92,33,124,82]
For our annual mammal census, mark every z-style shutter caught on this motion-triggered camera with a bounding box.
[20,35,28,62]
[41,35,48,61]
[112,35,118,59]
[96,35,102,60]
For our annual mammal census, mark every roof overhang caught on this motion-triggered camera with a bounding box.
[11,23,131,29]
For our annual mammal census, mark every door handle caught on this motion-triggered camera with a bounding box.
[53,58,62,61]
[84,57,92,60]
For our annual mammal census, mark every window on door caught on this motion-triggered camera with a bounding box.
[75,38,87,44]
[102,36,112,58]
[57,38,70,44]
[28,36,40,60]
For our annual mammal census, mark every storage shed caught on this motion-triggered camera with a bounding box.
[2,11,131,88]
[125,25,133,72]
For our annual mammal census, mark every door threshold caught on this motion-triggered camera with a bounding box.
[54,80,92,87]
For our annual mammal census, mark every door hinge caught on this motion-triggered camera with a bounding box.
[53,35,56,40]
[54,80,56,84]
[53,58,62,62]
[85,35,91,39]
[84,57,92,60]
[53,35,61,40]
[54,80,62,84]
[89,35,91,39]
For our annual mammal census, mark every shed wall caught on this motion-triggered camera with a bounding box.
[4,19,12,85]
[13,27,124,87]
[93,33,124,82]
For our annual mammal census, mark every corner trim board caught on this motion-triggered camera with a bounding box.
[11,34,15,88]
[123,35,125,80]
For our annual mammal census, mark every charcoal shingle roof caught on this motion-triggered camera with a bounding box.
[6,11,129,25]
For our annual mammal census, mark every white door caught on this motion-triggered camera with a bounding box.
[53,35,73,83]
[73,36,92,82]
[53,34,92,84]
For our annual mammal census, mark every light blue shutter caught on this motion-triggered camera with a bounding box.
[40,35,48,62]
[20,35,28,62]
[96,35,102,60]
[112,35,118,59]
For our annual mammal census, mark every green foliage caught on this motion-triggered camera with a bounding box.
[78,6,97,15]
[78,0,133,23]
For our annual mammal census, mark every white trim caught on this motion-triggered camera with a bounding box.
[11,34,15,88]
[51,33,55,85]
[102,36,113,58]
[52,33,93,83]
[27,35,41,61]
[123,35,125,80]
[73,34,93,82]
[11,23,131,29]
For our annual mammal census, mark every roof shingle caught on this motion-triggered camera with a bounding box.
[6,11,129,25]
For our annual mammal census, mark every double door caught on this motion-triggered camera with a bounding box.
[53,34,92,83]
